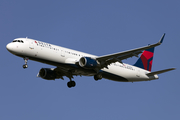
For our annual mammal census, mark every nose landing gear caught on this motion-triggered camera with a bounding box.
[23,64,28,69]
[23,57,28,69]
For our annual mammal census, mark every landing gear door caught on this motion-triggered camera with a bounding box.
[29,41,34,49]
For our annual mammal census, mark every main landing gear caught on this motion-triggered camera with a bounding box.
[67,71,76,88]
[23,57,28,69]
[67,80,76,88]
[94,73,102,81]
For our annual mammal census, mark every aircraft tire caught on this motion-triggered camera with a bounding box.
[67,81,76,88]
[94,74,102,81]
[23,64,28,69]
[71,81,76,87]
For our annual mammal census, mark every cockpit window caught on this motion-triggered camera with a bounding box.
[12,40,24,43]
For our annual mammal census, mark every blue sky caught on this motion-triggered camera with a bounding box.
[1,0,179,120]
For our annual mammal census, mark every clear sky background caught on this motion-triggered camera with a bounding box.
[0,0,179,120]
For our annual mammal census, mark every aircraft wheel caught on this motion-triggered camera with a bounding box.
[67,82,72,88]
[94,74,102,81]
[71,81,76,87]
[67,81,76,88]
[94,76,98,81]
[23,64,28,69]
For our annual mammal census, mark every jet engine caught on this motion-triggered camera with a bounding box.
[38,68,56,80]
[79,57,99,69]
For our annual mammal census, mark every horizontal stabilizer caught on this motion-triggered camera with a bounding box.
[146,68,175,76]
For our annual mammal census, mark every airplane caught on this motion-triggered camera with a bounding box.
[6,34,175,88]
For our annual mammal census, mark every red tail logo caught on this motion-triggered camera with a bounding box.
[134,48,154,71]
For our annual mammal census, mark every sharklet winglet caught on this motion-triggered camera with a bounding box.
[159,33,165,44]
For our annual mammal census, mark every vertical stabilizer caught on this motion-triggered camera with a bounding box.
[134,47,155,71]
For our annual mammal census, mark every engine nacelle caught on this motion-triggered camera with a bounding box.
[38,68,56,80]
[79,57,98,69]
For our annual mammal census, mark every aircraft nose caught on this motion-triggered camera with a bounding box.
[6,43,13,52]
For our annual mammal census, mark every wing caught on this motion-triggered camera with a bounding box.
[96,34,165,68]
[146,68,176,76]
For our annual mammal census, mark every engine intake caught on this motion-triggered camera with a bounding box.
[38,68,56,80]
[79,57,98,69]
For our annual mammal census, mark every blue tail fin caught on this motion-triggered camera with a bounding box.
[134,47,155,71]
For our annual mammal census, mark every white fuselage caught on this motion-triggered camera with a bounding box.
[6,38,158,82]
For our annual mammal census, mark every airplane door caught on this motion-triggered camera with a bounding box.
[61,50,65,57]
[29,41,34,49]
[136,69,140,77]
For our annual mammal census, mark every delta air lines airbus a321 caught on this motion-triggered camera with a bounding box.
[6,34,175,88]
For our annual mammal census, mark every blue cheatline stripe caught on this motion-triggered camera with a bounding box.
[134,47,155,70]
[134,58,145,69]
[147,57,153,71]
[146,47,155,53]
